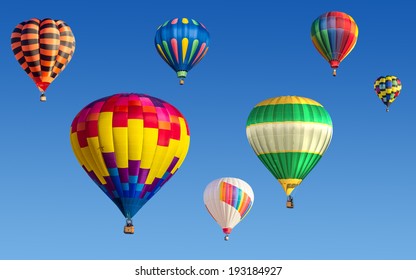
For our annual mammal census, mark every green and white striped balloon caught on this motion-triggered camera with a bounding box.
[246,96,333,203]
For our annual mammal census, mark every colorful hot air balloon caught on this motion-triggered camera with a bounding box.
[204,177,254,241]
[154,17,210,85]
[11,18,75,101]
[311,11,358,76]
[374,75,402,112]
[246,96,333,208]
[70,93,190,234]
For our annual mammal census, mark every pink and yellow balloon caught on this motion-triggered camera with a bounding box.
[70,93,190,234]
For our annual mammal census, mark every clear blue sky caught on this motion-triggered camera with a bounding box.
[0,0,414,260]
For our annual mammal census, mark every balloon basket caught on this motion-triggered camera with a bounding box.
[177,71,187,85]
[40,94,46,102]
[286,201,294,208]
[124,225,134,234]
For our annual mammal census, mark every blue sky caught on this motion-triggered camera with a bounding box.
[0,0,415,260]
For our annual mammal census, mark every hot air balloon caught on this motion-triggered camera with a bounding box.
[70,93,190,234]
[11,18,75,102]
[154,17,210,85]
[374,75,402,112]
[311,11,358,76]
[204,178,254,241]
[246,96,333,208]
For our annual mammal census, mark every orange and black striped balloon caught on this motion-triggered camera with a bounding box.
[11,18,76,101]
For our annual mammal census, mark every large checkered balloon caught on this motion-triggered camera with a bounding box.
[70,93,190,221]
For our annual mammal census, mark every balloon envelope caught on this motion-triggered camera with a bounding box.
[204,177,254,237]
[311,11,358,76]
[154,17,210,84]
[70,93,190,220]
[11,18,75,100]
[246,96,333,200]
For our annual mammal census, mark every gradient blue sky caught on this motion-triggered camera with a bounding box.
[0,0,414,260]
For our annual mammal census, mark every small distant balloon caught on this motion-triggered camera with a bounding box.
[203,178,254,241]
[11,18,75,101]
[154,17,210,85]
[374,75,402,112]
[311,11,358,76]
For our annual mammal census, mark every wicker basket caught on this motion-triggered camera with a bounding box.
[124,225,135,234]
